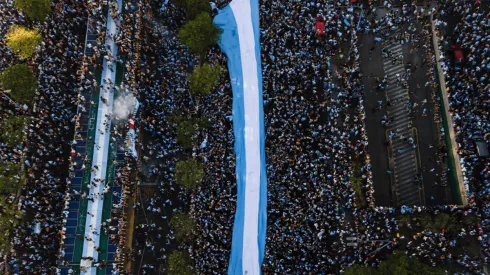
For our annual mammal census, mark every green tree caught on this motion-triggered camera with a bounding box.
[173,0,187,8]
[175,159,204,190]
[0,162,24,192]
[167,250,193,275]
[14,0,51,22]
[6,25,41,59]
[169,114,210,149]
[462,215,478,228]
[345,253,445,275]
[0,195,23,251]
[178,12,221,58]
[186,0,210,20]
[349,161,366,208]
[171,212,196,241]
[1,116,26,147]
[418,213,460,233]
[433,213,458,233]
[419,214,434,231]
[188,63,223,96]
[176,118,198,150]
[377,253,412,275]
[0,64,37,104]
[174,0,210,19]
[344,263,373,275]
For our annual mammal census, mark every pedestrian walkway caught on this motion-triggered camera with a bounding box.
[382,42,421,206]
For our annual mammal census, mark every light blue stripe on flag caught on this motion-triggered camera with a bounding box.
[214,0,267,273]
[214,6,246,275]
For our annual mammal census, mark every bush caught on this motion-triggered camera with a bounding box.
[1,116,26,147]
[188,63,223,96]
[6,25,41,59]
[0,64,37,104]
[171,212,195,241]
[14,0,51,22]
[178,12,221,58]
[175,159,204,190]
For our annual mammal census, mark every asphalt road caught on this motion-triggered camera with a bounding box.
[359,32,393,206]
[360,6,452,206]
[403,21,452,205]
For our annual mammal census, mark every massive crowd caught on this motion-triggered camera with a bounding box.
[130,1,237,274]
[0,0,88,273]
[434,0,490,262]
[1,0,142,273]
[259,0,376,273]
[132,0,374,273]
[0,2,25,166]
[58,0,145,273]
[1,0,490,274]
[111,0,490,273]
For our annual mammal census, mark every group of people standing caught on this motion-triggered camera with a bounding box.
[1,0,88,273]
[2,0,490,274]
[435,0,490,263]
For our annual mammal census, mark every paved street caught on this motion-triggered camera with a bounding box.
[383,40,421,206]
[404,21,452,206]
[361,6,452,207]
[360,32,393,206]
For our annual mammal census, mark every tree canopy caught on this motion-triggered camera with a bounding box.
[188,63,223,96]
[169,115,210,149]
[418,213,459,233]
[167,250,193,275]
[1,116,26,147]
[343,263,372,275]
[175,159,204,190]
[0,64,37,104]
[349,161,366,208]
[178,12,221,58]
[6,25,41,59]
[175,118,198,150]
[174,0,210,20]
[0,162,24,193]
[344,253,445,275]
[0,195,23,251]
[14,0,51,22]
[171,212,196,241]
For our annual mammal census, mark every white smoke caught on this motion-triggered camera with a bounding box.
[113,93,137,120]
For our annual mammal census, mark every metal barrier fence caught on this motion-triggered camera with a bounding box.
[430,14,467,206]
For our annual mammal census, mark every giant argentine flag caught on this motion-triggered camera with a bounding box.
[213,0,267,274]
